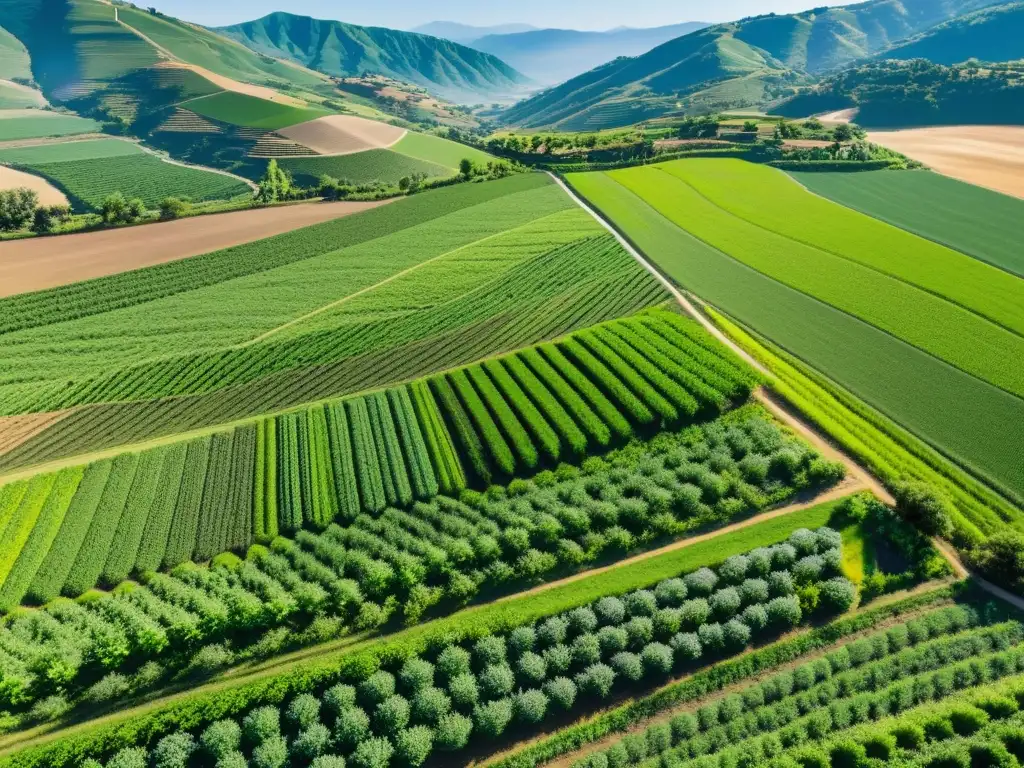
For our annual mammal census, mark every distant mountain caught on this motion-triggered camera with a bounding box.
[218,13,530,102]
[470,23,711,85]
[501,0,1008,130]
[882,1,1024,65]
[411,21,539,43]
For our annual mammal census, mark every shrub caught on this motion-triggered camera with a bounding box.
[412,687,451,724]
[711,588,742,620]
[742,604,769,632]
[480,663,517,699]
[518,652,548,686]
[202,720,242,757]
[685,568,718,597]
[436,647,472,682]
[311,758,348,768]
[625,617,655,648]
[626,590,659,617]
[395,726,434,767]
[252,736,288,768]
[718,555,749,585]
[435,712,473,751]
[351,737,395,768]
[975,695,1019,719]
[516,689,550,724]
[892,722,926,749]
[448,672,480,710]
[949,705,989,735]
[599,626,630,655]
[819,578,857,613]
[698,622,725,653]
[968,741,1016,768]
[292,724,331,761]
[539,616,570,646]
[723,619,751,650]
[106,748,148,768]
[287,693,322,730]
[544,676,577,711]
[861,732,895,760]
[574,633,604,666]
[829,740,868,768]
[360,671,397,707]
[475,698,514,737]
[767,596,802,628]
[86,673,131,703]
[375,694,411,735]
[324,684,358,715]
[243,706,281,745]
[893,481,954,538]
[681,598,711,628]
[577,663,617,698]
[508,626,537,656]
[334,707,371,749]
[611,652,644,682]
[672,632,702,662]
[152,732,196,768]
[642,643,674,675]
[0,187,38,231]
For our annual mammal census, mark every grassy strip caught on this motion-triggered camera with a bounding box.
[0,499,849,767]
[706,308,1024,541]
[488,585,956,768]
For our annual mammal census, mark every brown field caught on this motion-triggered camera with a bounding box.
[278,114,406,156]
[0,199,392,298]
[157,62,309,107]
[869,125,1024,199]
[0,412,68,457]
[0,165,69,206]
[818,108,858,124]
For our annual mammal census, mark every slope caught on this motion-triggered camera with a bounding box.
[469,23,711,85]
[216,12,530,103]
[883,1,1024,64]
[502,0,1006,130]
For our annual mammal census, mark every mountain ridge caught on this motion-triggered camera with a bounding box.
[217,12,531,103]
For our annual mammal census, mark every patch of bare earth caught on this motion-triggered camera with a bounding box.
[819,108,859,124]
[278,115,407,156]
[0,412,69,456]
[868,125,1024,199]
[156,62,309,107]
[783,139,837,149]
[0,199,393,298]
[0,166,68,206]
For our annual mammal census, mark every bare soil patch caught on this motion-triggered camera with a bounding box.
[819,108,859,124]
[278,114,407,156]
[0,165,68,206]
[0,80,45,107]
[869,125,1024,199]
[0,199,393,298]
[783,139,836,149]
[0,412,69,456]
[156,62,308,108]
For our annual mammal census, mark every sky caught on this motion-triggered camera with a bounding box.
[147,0,850,31]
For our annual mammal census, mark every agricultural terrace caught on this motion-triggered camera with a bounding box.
[185,92,331,131]
[0,175,669,465]
[0,491,952,767]
[0,138,251,210]
[790,169,1024,278]
[566,161,1024,503]
[0,111,101,141]
[0,308,775,609]
[277,151,451,187]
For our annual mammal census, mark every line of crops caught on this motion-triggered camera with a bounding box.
[0,241,666,470]
[428,308,760,485]
[0,309,761,605]
[1,524,870,768]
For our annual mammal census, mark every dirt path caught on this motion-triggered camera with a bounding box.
[0,199,392,298]
[130,140,258,191]
[868,126,1024,200]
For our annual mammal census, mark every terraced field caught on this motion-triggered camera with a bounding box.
[0,111,101,141]
[185,92,330,131]
[566,162,1024,504]
[278,151,452,186]
[0,138,251,210]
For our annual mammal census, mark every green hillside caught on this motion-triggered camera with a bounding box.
[775,59,1024,127]
[884,1,1024,64]
[502,0,1006,130]
[184,91,329,130]
[114,5,327,91]
[217,12,530,103]
[0,23,32,80]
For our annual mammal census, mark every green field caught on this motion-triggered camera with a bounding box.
[277,150,452,186]
[789,169,1024,278]
[0,112,101,141]
[566,168,1024,501]
[392,130,493,170]
[185,91,330,130]
[602,161,1024,402]
[0,138,251,210]
[0,83,43,109]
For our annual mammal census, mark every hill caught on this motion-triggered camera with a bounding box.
[469,23,711,85]
[883,1,1024,64]
[501,0,1006,130]
[216,12,531,103]
[775,59,1024,127]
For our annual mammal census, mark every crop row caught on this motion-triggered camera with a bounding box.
[430,308,760,485]
[0,408,842,720]
[26,528,855,767]
[0,308,768,605]
[0,239,666,469]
